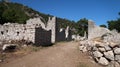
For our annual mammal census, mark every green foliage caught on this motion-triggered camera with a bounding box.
[107,13,120,32]
[56,17,76,28]
[0,2,29,24]
[75,18,88,36]
[99,24,107,28]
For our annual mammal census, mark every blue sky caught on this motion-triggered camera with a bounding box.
[11,0,120,25]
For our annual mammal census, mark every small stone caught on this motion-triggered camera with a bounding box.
[98,57,109,66]
[79,46,87,52]
[98,47,106,52]
[79,46,84,51]
[104,51,114,61]
[92,47,98,51]
[82,47,87,52]
[109,42,118,48]
[114,48,120,55]
[93,51,103,57]
[104,45,111,51]
[115,55,120,63]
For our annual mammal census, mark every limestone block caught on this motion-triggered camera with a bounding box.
[98,57,109,66]
[93,51,103,57]
[114,48,120,55]
[104,51,114,61]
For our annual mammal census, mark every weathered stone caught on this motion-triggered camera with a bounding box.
[98,57,109,66]
[114,48,120,55]
[88,21,120,43]
[95,42,105,47]
[104,45,111,51]
[98,47,106,52]
[115,55,120,63]
[93,51,103,57]
[88,20,110,40]
[109,42,118,48]
[79,46,84,51]
[107,61,120,67]
[82,47,87,52]
[92,46,98,51]
[2,44,17,51]
[104,51,114,61]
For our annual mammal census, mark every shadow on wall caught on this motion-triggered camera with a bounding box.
[35,27,52,47]
[56,29,66,42]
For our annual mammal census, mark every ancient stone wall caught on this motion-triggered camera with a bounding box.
[0,16,72,46]
[103,30,120,43]
[88,20,120,43]
[0,23,34,42]
[88,20,110,40]
[26,17,56,43]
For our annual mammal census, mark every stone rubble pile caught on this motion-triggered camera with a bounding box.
[79,40,120,66]
[79,20,120,67]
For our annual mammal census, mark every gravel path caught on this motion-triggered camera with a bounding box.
[0,41,102,67]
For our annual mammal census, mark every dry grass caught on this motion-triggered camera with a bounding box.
[0,45,43,63]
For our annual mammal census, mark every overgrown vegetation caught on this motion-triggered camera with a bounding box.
[0,0,88,36]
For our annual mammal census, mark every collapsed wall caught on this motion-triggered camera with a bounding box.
[0,17,56,46]
[88,20,110,40]
[88,20,120,43]
[0,16,72,46]
[26,17,56,44]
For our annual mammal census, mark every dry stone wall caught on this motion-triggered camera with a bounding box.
[79,40,120,66]
[79,20,120,66]
[0,16,72,47]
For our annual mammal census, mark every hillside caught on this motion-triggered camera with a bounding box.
[0,1,76,28]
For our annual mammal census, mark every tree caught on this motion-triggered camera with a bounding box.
[99,24,107,28]
[76,18,88,36]
[107,12,120,32]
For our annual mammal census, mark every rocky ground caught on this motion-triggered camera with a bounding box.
[0,41,102,67]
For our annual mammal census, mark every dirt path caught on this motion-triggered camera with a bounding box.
[0,41,102,67]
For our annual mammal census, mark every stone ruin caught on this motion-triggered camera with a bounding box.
[0,16,72,49]
[79,20,120,67]
[88,20,120,43]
